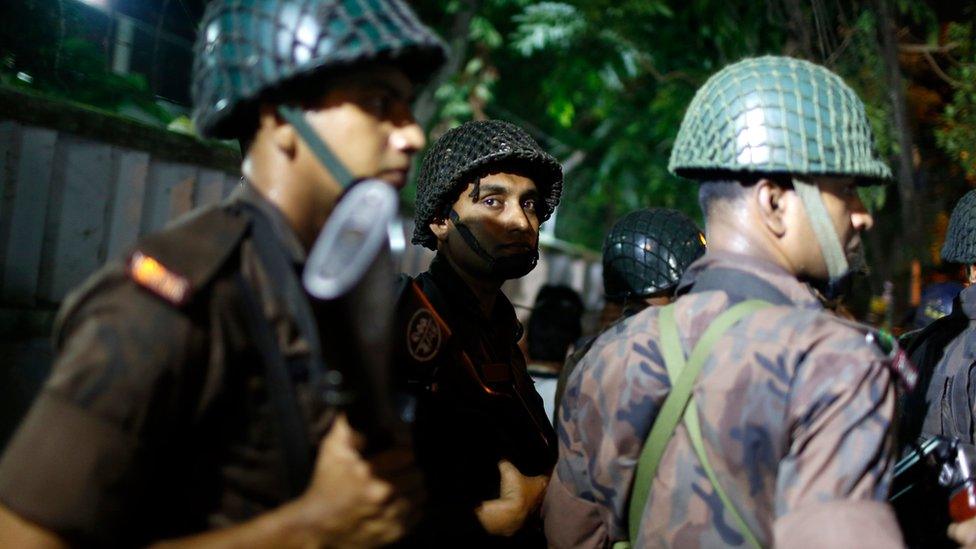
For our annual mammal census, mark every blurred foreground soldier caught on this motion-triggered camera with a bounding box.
[555,207,705,413]
[902,190,976,447]
[0,1,445,547]
[525,285,584,423]
[544,56,913,548]
[396,120,561,545]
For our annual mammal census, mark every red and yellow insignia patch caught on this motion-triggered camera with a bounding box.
[128,251,190,305]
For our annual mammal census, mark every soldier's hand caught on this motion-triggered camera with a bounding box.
[949,517,976,548]
[298,414,424,548]
[474,460,549,537]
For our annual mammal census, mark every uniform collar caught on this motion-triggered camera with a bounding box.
[678,251,822,309]
[232,181,308,266]
[427,253,522,342]
[959,285,976,320]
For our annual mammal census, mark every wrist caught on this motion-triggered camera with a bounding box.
[279,496,335,549]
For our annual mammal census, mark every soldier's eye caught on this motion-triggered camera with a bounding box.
[482,198,500,208]
[523,199,536,212]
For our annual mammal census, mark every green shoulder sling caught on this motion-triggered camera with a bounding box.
[614,299,770,549]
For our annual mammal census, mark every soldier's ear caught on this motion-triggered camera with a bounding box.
[430,217,449,242]
[755,178,789,237]
[257,103,298,157]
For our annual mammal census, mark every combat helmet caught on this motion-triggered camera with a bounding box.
[192,0,447,140]
[412,120,563,250]
[669,56,890,181]
[669,56,891,291]
[602,208,706,301]
[942,189,976,264]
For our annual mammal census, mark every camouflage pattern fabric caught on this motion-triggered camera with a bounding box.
[918,285,976,444]
[668,56,891,182]
[942,190,976,264]
[543,252,903,548]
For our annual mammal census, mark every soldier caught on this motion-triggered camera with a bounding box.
[0,1,446,547]
[396,119,561,545]
[901,189,976,448]
[543,56,911,548]
[554,207,706,414]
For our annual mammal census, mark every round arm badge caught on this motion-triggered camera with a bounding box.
[407,309,442,362]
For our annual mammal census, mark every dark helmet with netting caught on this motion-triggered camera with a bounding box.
[668,56,891,182]
[602,208,706,301]
[192,0,447,139]
[412,120,563,250]
[942,189,976,264]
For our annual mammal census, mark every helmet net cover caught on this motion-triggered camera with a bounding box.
[602,208,706,300]
[942,189,976,264]
[192,0,447,139]
[412,120,563,250]
[668,56,891,182]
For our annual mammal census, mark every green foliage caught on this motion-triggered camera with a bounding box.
[935,23,976,180]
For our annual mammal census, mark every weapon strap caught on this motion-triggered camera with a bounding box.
[233,206,328,497]
[622,300,770,548]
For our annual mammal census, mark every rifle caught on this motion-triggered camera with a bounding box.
[890,436,976,548]
[303,180,403,452]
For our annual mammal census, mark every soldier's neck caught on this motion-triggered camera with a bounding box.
[441,253,500,317]
[705,222,797,277]
[244,157,332,250]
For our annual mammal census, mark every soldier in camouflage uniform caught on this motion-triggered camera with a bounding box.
[0,1,445,547]
[543,56,912,548]
[902,190,976,448]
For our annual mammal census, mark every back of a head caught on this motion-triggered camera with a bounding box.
[602,208,706,302]
[527,285,584,363]
[941,189,976,265]
[668,56,890,223]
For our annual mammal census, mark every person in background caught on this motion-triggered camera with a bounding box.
[525,284,584,423]
[555,207,705,414]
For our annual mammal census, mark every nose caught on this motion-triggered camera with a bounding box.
[852,210,874,232]
[502,201,533,233]
[390,120,425,154]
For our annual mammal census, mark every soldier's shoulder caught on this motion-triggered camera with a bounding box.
[127,203,250,306]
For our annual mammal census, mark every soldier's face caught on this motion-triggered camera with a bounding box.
[296,65,425,203]
[789,176,874,279]
[433,172,541,278]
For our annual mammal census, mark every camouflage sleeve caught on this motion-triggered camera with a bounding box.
[0,269,204,544]
[773,319,902,546]
[543,315,669,548]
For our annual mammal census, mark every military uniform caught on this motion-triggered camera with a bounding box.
[903,190,976,447]
[397,255,556,545]
[544,252,906,547]
[0,184,331,546]
[545,56,909,548]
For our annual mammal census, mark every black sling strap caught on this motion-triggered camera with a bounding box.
[233,205,328,498]
[686,267,793,306]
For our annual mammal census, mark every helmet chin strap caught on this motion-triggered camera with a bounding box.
[277,105,356,189]
[448,210,538,280]
[792,178,851,293]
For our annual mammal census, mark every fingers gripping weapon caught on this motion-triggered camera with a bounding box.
[891,436,976,548]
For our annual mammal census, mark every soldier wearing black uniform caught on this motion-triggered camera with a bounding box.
[395,120,561,545]
[0,1,446,547]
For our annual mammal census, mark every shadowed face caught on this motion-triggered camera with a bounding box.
[431,171,541,279]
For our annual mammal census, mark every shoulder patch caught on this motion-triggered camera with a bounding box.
[865,329,918,392]
[129,251,191,306]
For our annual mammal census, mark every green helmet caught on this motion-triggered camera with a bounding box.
[192,0,447,140]
[942,190,976,264]
[669,56,891,182]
